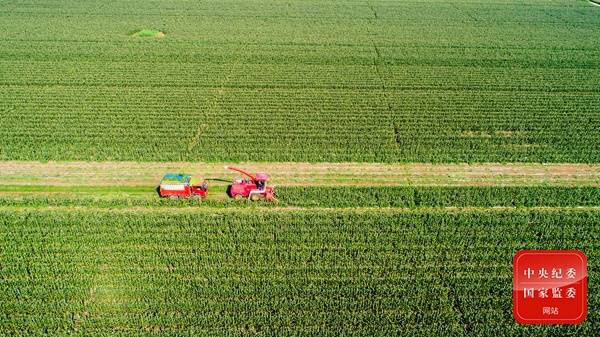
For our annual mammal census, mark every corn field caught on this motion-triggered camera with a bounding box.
[0,0,599,335]
[0,209,598,336]
[0,0,599,162]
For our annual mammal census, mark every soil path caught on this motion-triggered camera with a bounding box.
[0,161,598,187]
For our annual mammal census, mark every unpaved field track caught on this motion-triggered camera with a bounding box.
[0,161,599,187]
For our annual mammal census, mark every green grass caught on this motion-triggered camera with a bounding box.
[0,0,599,162]
[0,208,597,336]
[0,185,151,193]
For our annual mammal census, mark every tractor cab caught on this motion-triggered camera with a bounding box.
[255,173,268,191]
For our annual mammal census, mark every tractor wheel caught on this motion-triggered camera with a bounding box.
[233,194,243,200]
[250,194,261,201]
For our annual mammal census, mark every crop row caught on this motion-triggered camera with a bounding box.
[3,39,599,70]
[278,186,600,208]
[0,208,597,336]
[0,186,598,209]
[3,60,599,92]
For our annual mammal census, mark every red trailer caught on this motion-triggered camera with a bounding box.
[226,166,276,201]
[159,173,208,198]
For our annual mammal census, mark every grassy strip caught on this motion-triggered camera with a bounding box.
[0,186,598,208]
[0,208,597,336]
[0,185,151,193]
[1,162,598,188]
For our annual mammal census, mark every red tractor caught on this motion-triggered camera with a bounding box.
[226,166,276,201]
[158,173,208,198]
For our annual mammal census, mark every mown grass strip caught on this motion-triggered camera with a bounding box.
[278,186,600,208]
[0,185,151,193]
[1,162,598,187]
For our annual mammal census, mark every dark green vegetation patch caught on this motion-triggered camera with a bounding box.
[131,29,165,38]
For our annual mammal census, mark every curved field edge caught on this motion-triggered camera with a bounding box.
[0,161,598,187]
[0,208,597,336]
[1,186,599,209]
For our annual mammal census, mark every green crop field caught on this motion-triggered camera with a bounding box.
[1,0,599,162]
[0,207,598,336]
[1,0,600,336]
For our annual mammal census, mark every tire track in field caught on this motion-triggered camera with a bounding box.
[366,0,398,149]
[438,249,472,334]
